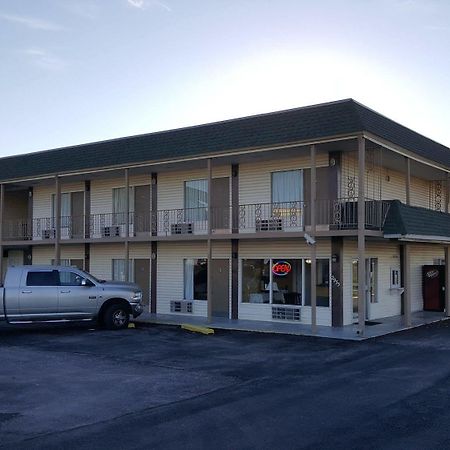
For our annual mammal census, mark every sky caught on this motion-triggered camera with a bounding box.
[0,0,449,158]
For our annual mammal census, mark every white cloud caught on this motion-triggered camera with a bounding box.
[23,48,67,71]
[0,12,65,31]
[127,0,171,12]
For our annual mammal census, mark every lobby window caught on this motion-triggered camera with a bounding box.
[304,258,330,307]
[184,258,207,300]
[112,259,134,282]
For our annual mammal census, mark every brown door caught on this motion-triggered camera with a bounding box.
[135,258,150,306]
[211,259,230,317]
[71,192,84,238]
[134,185,151,234]
[211,177,230,230]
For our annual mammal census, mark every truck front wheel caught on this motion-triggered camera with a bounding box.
[103,304,130,330]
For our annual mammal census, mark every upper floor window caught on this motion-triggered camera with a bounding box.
[112,187,134,224]
[185,180,208,221]
[52,193,71,227]
[271,170,303,205]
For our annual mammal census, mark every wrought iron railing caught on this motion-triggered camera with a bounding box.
[1,199,391,240]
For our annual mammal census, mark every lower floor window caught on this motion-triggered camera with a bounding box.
[112,259,134,282]
[242,258,330,307]
[184,258,207,300]
[352,258,378,304]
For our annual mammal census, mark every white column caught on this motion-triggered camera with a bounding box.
[357,136,366,334]
[310,144,317,333]
[54,175,61,265]
[445,246,450,317]
[124,168,130,282]
[403,243,412,326]
[207,159,213,321]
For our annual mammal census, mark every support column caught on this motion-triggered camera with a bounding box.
[445,246,450,317]
[151,173,158,236]
[231,164,239,233]
[54,176,61,265]
[446,173,450,214]
[207,159,213,322]
[357,136,366,335]
[403,243,412,326]
[310,144,317,333]
[331,237,344,327]
[231,239,239,319]
[0,184,4,280]
[124,168,130,281]
[405,157,411,205]
[151,241,157,314]
[84,181,91,238]
[84,243,90,272]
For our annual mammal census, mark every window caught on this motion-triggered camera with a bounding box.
[112,187,134,225]
[112,259,134,282]
[184,259,207,300]
[242,258,327,307]
[304,259,330,307]
[26,271,59,286]
[185,180,208,221]
[271,170,303,205]
[52,193,71,228]
[59,271,83,286]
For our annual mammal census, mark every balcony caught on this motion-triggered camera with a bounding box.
[1,199,391,242]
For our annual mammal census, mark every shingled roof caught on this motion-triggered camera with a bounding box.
[1,99,449,181]
[384,200,450,239]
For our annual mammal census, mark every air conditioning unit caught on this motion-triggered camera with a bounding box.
[171,223,193,235]
[170,300,193,313]
[101,226,121,237]
[272,306,301,321]
[255,218,283,232]
[42,229,56,239]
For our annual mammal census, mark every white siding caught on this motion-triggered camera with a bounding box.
[239,154,328,205]
[157,241,231,317]
[238,238,332,326]
[343,240,402,324]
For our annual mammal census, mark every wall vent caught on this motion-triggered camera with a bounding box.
[170,300,193,313]
[256,218,283,232]
[42,229,56,239]
[101,226,121,237]
[272,306,301,321]
[171,223,193,235]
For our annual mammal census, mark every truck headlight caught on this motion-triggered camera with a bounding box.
[132,292,142,301]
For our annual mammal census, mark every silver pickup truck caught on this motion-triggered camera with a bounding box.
[0,265,143,329]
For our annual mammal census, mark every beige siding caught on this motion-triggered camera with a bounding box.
[343,240,402,324]
[238,238,332,326]
[33,182,85,220]
[239,154,328,205]
[157,241,231,317]
[32,245,85,265]
[158,166,231,211]
[341,153,430,208]
[90,175,151,216]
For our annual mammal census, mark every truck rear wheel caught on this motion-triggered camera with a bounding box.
[103,304,130,330]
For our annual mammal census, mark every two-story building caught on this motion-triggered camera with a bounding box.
[1,99,449,334]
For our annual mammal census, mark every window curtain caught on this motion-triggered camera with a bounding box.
[112,259,134,281]
[113,188,134,225]
[52,193,71,228]
[272,170,302,204]
[185,180,208,222]
[184,259,194,300]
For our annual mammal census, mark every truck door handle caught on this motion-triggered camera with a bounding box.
[60,290,71,293]
[21,290,32,294]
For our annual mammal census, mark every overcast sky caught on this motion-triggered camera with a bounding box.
[0,0,449,157]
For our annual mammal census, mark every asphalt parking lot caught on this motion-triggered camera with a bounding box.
[1,320,450,450]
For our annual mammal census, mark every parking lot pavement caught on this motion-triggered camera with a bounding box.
[0,320,450,450]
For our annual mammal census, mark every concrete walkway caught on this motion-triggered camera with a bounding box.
[133,310,448,341]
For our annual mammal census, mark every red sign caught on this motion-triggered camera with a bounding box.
[272,261,291,277]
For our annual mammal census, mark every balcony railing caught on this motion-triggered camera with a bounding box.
[1,199,391,241]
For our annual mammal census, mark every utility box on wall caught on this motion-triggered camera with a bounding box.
[422,265,445,312]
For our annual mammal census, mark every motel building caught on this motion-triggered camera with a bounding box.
[1,99,450,335]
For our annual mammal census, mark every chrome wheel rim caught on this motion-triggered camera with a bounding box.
[113,310,127,326]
